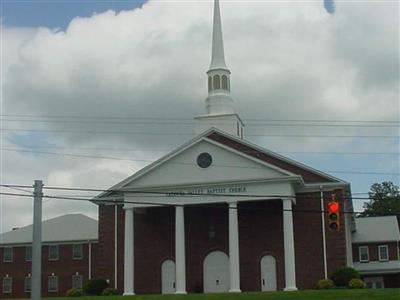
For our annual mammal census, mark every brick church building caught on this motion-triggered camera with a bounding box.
[93,0,356,295]
[2,0,398,298]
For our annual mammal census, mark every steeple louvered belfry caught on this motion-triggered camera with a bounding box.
[195,0,244,138]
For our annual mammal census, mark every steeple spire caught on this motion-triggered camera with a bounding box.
[194,0,244,139]
[210,0,228,70]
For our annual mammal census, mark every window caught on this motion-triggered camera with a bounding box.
[48,245,59,261]
[221,75,228,90]
[72,244,83,260]
[208,76,212,91]
[24,276,31,293]
[48,275,58,292]
[3,247,13,262]
[72,274,83,289]
[213,75,220,89]
[364,276,384,289]
[379,245,389,261]
[2,277,12,294]
[26,246,32,262]
[359,246,369,262]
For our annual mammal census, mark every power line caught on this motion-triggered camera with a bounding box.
[2,128,399,138]
[0,184,376,200]
[0,191,381,215]
[2,145,398,156]
[2,148,399,176]
[1,185,33,194]
[1,118,398,128]
[1,114,398,124]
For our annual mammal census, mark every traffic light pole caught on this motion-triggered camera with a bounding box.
[320,187,328,279]
[31,180,43,300]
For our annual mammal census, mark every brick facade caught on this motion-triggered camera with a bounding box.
[352,242,398,262]
[97,189,348,294]
[0,243,97,298]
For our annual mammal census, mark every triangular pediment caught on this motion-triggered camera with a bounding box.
[96,129,344,199]
[122,138,293,189]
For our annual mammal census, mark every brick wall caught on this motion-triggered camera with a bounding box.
[0,242,97,298]
[352,242,398,262]
[97,191,348,294]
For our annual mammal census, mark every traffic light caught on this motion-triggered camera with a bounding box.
[327,195,340,231]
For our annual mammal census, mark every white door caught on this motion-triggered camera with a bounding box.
[161,260,176,294]
[364,277,384,289]
[260,255,277,291]
[203,251,230,293]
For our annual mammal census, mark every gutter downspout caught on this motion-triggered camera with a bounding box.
[88,241,92,280]
[320,186,328,279]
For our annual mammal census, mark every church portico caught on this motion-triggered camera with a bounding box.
[122,191,299,294]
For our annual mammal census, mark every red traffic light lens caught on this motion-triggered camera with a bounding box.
[328,202,339,213]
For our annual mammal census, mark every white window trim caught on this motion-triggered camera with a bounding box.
[3,247,13,263]
[48,245,59,261]
[24,276,31,293]
[72,274,83,289]
[2,277,12,294]
[359,245,369,262]
[48,275,58,292]
[72,244,83,260]
[378,245,389,261]
[26,246,32,262]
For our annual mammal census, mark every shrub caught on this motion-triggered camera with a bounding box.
[83,279,109,296]
[102,287,119,296]
[315,279,334,289]
[66,288,83,297]
[330,267,360,287]
[349,278,365,289]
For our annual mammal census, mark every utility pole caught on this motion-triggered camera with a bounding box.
[31,180,43,300]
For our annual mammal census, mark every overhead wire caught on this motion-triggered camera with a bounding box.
[0,184,380,200]
[1,117,399,128]
[0,191,396,216]
[1,114,398,124]
[1,145,398,156]
[1,148,399,175]
[1,128,398,138]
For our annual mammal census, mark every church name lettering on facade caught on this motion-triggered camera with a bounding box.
[167,186,247,197]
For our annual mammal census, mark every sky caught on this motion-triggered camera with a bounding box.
[0,0,399,233]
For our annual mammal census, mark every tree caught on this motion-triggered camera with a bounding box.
[359,181,400,218]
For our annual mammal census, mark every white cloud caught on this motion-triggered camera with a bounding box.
[1,0,398,232]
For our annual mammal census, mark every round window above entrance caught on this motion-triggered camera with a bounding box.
[197,153,212,168]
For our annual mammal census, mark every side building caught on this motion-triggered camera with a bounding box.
[352,216,400,288]
[0,214,98,298]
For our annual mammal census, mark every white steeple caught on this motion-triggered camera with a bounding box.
[195,0,244,139]
[210,0,228,70]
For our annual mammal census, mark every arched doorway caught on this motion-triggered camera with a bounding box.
[260,255,277,291]
[203,251,229,293]
[161,260,176,294]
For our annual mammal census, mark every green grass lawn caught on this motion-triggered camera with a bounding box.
[42,289,400,300]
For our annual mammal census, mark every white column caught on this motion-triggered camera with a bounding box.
[283,199,298,291]
[229,202,241,292]
[175,206,187,294]
[123,208,135,296]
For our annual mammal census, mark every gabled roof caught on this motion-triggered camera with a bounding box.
[352,216,400,243]
[0,214,98,245]
[206,131,342,184]
[95,128,346,200]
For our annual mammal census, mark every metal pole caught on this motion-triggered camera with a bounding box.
[320,186,328,279]
[114,203,118,289]
[31,180,43,300]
